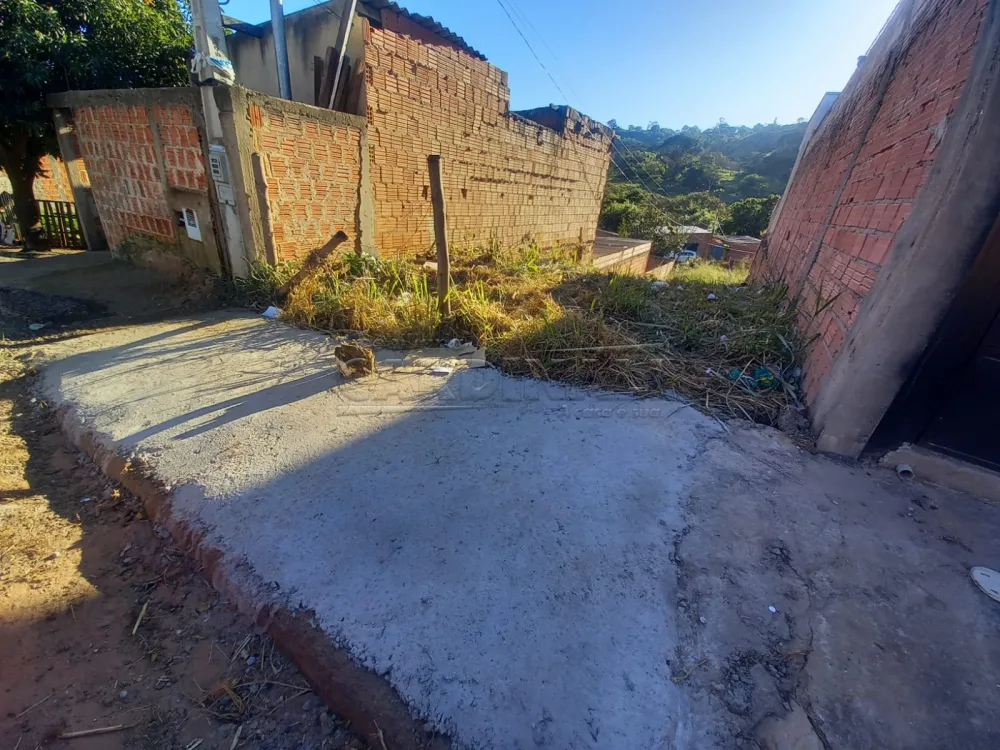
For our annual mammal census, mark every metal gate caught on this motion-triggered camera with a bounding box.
[37,199,85,248]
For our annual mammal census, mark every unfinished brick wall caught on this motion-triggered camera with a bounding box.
[362,12,611,258]
[72,99,207,249]
[32,156,73,202]
[0,156,72,202]
[248,95,364,261]
[754,0,989,405]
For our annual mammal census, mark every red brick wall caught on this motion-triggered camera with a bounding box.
[754,0,988,405]
[248,98,363,261]
[155,104,209,193]
[363,13,611,258]
[32,155,73,202]
[608,251,651,275]
[0,156,72,203]
[73,102,207,248]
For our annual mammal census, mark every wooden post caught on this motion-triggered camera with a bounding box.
[427,155,451,316]
[275,231,349,303]
[250,153,278,265]
[326,0,357,109]
[317,46,336,109]
[313,55,324,105]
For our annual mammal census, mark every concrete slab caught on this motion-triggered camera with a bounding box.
[30,312,1000,749]
[882,443,1000,505]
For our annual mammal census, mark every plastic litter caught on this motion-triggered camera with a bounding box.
[261,306,281,319]
[768,605,777,613]
[727,366,777,391]
[706,293,718,300]
[895,464,914,479]
[28,323,46,331]
[431,366,453,376]
[971,567,1000,603]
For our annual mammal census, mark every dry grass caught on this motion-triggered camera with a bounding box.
[234,246,802,423]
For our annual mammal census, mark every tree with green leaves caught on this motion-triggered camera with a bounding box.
[0,0,190,250]
[721,194,780,238]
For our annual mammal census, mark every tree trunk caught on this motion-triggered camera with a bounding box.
[5,158,47,251]
[0,133,48,252]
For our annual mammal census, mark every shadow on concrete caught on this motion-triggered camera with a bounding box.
[24,313,1000,749]
[0,250,222,343]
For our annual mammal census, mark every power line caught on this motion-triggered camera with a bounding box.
[492,0,684,232]
[503,0,556,60]
[493,0,574,107]
[504,0,581,106]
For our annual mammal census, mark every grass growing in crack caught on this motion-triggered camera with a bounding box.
[234,246,802,423]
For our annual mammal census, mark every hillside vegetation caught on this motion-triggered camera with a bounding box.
[600,119,807,248]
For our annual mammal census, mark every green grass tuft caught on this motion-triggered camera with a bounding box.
[230,243,802,423]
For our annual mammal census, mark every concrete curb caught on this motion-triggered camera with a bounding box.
[51,400,451,750]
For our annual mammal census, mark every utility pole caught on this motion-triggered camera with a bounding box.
[189,0,235,85]
[270,0,293,99]
[189,0,249,277]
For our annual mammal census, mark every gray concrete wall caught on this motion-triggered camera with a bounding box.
[226,1,366,106]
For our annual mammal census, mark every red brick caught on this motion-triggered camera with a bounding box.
[755,0,988,406]
[63,101,207,250]
[861,235,892,265]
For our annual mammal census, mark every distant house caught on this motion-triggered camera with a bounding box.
[671,225,713,256]
[718,235,762,263]
[692,232,761,263]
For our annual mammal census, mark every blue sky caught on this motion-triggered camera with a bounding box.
[230,0,899,129]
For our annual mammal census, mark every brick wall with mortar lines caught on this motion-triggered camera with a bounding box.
[0,156,72,203]
[754,0,988,405]
[73,102,207,248]
[249,99,363,261]
[363,12,611,258]
[33,155,73,202]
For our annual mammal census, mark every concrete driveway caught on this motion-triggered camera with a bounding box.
[30,312,1000,749]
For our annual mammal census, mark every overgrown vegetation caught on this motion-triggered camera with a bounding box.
[235,243,803,423]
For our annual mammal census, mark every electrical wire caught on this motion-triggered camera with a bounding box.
[495,0,685,227]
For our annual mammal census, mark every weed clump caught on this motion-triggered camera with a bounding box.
[234,244,802,423]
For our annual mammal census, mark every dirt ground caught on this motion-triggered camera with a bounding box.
[0,252,363,750]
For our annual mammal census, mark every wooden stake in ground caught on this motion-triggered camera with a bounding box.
[274,231,349,303]
[427,155,451,317]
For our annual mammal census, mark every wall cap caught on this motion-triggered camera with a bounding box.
[47,87,201,109]
[241,87,367,131]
